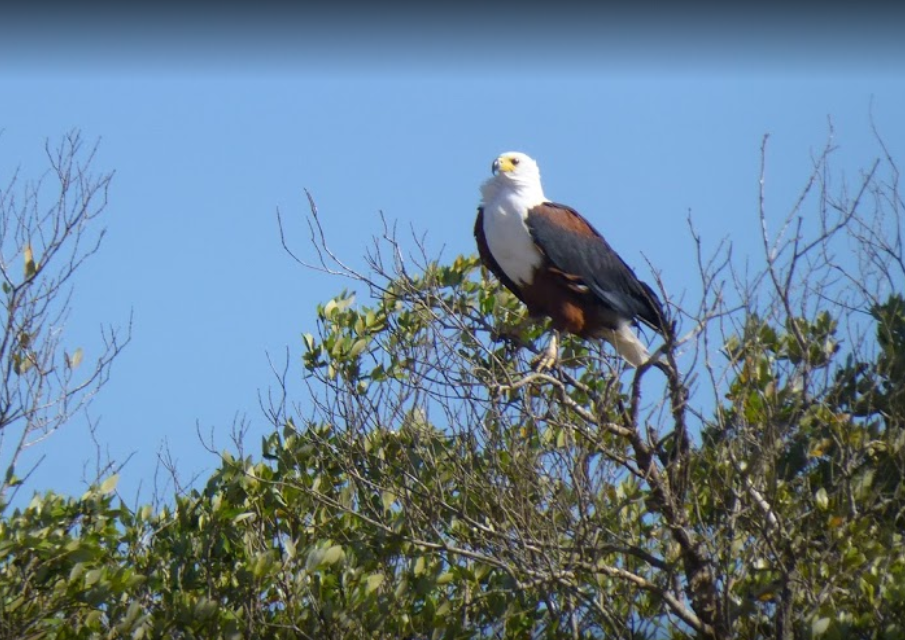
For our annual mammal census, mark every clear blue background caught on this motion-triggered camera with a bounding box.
[2,9,904,508]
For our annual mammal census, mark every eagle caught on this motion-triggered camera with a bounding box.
[474,151,669,369]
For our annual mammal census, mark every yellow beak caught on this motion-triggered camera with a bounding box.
[492,156,516,175]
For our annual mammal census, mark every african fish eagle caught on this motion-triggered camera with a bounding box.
[474,151,668,368]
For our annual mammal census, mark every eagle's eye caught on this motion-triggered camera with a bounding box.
[511,157,520,166]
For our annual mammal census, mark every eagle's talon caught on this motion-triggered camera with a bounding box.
[531,333,559,372]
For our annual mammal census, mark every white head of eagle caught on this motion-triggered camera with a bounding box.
[474,151,668,368]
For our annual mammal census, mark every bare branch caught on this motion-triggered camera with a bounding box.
[0,131,130,506]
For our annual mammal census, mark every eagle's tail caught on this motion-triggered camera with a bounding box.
[606,322,651,368]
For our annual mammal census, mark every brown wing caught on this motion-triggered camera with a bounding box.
[525,202,668,333]
[473,207,529,305]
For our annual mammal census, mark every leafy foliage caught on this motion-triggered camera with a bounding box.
[2,268,902,638]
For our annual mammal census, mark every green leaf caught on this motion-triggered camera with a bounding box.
[252,551,274,578]
[69,562,87,582]
[233,511,256,524]
[852,469,875,501]
[194,598,218,621]
[812,617,830,635]
[66,347,84,369]
[348,338,369,358]
[84,568,103,587]
[85,609,103,627]
[24,243,37,278]
[4,465,20,488]
[99,473,119,494]
[815,487,829,511]
[306,548,324,570]
[322,545,345,566]
[365,572,385,595]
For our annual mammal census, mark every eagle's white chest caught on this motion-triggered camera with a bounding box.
[482,194,543,286]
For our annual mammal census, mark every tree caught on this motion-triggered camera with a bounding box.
[0,131,129,509]
[0,126,902,639]
[271,126,905,638]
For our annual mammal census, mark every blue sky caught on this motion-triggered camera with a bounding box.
[2,11,904,509]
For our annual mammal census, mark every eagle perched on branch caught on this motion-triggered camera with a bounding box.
[474,151,669,368]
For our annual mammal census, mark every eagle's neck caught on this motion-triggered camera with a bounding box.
[480,178,547,286]
[480,176,546,211]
